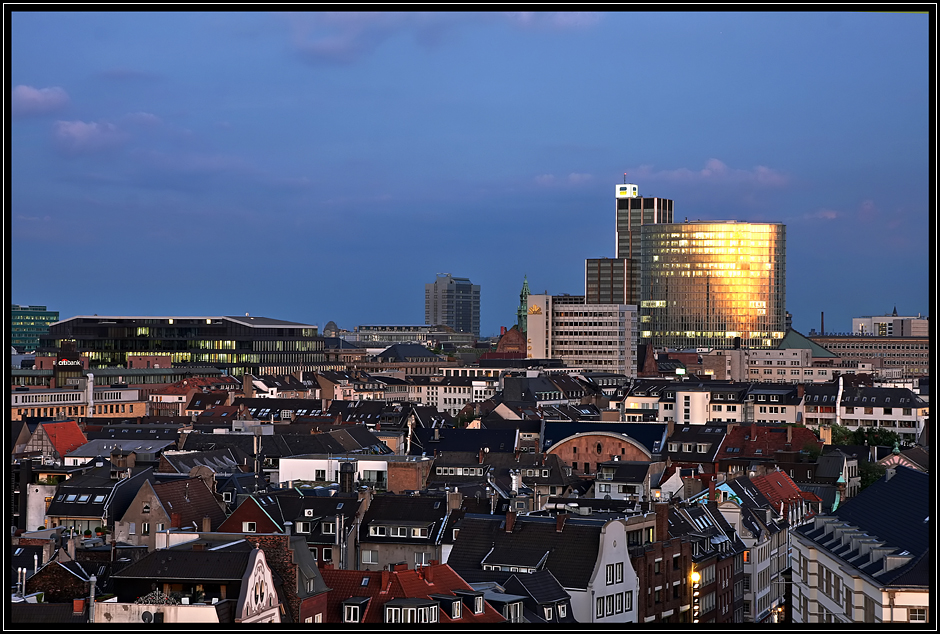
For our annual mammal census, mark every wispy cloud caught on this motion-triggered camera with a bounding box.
[53,120,127,154]
[630,159,789,187]
[504,12,602,30]
[533,172,595,187]
[804,208,840,220]
[12,85,69,117]
[122,111,163,127]
[636,159,788,186]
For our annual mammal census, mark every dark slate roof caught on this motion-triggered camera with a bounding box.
[448,514,604,590]
[798,483,840,513]
[663,424,729,462]
[359,495,449,546]
[112,548,252,581]
[153,478,227,530]
[503,569,570,604]
[542,421,668,455]
[597,460,654,484]
[86,424,186,441]
[796,466,928,587]
[410,428,516,456]
[10,603,87,624]
[161,448,241,474]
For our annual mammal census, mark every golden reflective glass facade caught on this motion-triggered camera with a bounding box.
[640,221,786,349]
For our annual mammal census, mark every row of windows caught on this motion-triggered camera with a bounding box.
[596,591,632,617]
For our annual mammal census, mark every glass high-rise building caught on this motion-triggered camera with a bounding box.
[640,221,786,350]
[11,304,59,352]
[425,274,480,338]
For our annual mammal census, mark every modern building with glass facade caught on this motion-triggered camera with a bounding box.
[11,304,59,352]
[38,315,324,377]
[425,274,481,338]
[640,221,786,350]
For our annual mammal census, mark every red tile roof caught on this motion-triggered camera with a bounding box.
[321,564,505,624]
[751,470,806,507]
[716,424,822,461]
[153,478,227,531]
[153,376,239,396]
[42,421,88,458]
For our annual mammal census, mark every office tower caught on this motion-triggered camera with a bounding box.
[40,315,324,377]
[614,183,674,305]
[526,293,637,376]
[585,257,638,305]
[11,304,59,352]
[425,274,481,338]
[852,309,929,337]
[640,220,786,350]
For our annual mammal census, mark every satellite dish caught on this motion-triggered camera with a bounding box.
[141,611,153,623]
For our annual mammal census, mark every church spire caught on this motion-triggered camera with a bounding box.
[516,276,530,334]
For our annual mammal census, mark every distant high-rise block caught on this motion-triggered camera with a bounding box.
[11,304,59,352]
[640,220,786,350]
[614,183,674,304]
[425,274,480,338]
[585,257,638,306]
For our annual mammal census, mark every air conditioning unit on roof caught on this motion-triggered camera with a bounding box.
[305,509,314,517]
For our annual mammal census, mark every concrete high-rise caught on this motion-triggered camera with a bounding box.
[585,257,638,306]
[613,183,674,306]
[640,220,786,350]
[425,274,481,338]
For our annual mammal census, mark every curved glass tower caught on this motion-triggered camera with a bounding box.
[639,221,786,349]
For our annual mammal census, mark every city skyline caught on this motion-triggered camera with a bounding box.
[11,11,930,337]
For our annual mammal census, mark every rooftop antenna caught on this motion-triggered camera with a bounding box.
[623,172,627,184]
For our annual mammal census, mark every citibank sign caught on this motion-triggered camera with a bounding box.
[56,359,82,366]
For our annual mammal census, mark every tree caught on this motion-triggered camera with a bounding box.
[858,460,886,491]
[828,424,855,445]
[851,426,902,448]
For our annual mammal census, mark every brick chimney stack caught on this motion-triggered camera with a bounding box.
[709,478,716,502]
[171,512,182,529]
[555,513,568,533]
[505,510,516,533]
[202,516,212,532]
[655,502,670,541]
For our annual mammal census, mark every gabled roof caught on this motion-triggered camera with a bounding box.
[750,470,808,509]
[41,421,88,458]
[375,343,441,361]
[111,548,253,581]
[502,569,570,605]
[161,448,242,474]
[716,425,822,461]
[447,514,604,590]
[410,428,516,455]
[152,478,227,530]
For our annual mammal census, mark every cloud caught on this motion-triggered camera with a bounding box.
[504,12,601,30]
[533,172,594,187]
[12,85,69,117]
[805,208,840,220]
[53,120,127,154]
[122,111,162,126]
[629,159,789,188]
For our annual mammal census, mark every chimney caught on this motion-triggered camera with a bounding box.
[447,488,462,512]
[750,423,757,441]
[787,425,793,445]
[505,510,516,533]
[885,467,897,482]
[171,512,182,529]
[424,564,434,583]
[556,513,568,533]
[655,502,670,541]
[381,569,389,588]
[73,598,85,616]
[433,427,439,441]
[67,533,76,561]
[478,449,484,464]
[393,562,408,572]
[797,383,805,400]
[708,478,716,503]
[202,516,212,532]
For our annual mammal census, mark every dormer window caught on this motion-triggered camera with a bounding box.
[544,606,553,620]
[322,522,336,535]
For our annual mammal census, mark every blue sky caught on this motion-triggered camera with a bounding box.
[11,11,931,337]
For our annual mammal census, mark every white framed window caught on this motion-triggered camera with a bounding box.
[128,522,135,535]
[362,549,378,564]
[596,596,604,618]
[474,596,483,614]
[606,594,614,616]
[415,552,430,566]
[598,483,611,493]
[606,564,615,585]
[141,522,150,535]
[544,606,553,620]
[369,525,387,537]
[322,547,333,561]
[322,521,335,535]
[615,562,623,583]
[451,601,461,619]
[311,547,318,560]
[222,491,232,503]
[411,527,429,538]
[296,521,310,533]
[386,607,400,623]
[344,605,359,623]
[616,592,624,613]
[910,608,927,623]
[243,521,256,533]
[558,603,566,618]
[624,590,633,611]
[390,526,408,537]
